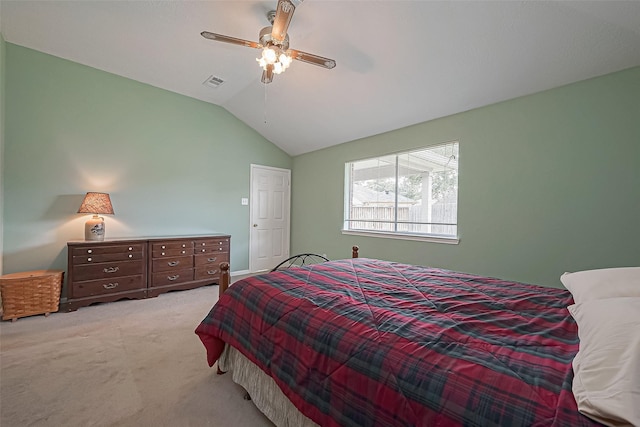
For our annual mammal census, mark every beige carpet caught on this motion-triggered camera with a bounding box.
[0,285,274,427]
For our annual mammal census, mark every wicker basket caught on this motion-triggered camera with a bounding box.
[0,270,64,321]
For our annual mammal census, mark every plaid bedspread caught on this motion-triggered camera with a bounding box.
[195,258,601,427]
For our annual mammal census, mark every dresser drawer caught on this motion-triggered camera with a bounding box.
[193,239,230,254]
[151,268,194,287]
[194,266,222,281]
[72,275,144,298]
[152,255,193,272]
[151,241,193,252]
[194,253,229,267]
[73,260,144,282]
[72,244,144,264]
[73,251,143,264]
[152,248,193,258]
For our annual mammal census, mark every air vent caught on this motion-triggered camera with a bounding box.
[203,75,225,88]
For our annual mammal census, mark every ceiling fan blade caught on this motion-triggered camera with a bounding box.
[271,0,296,43]
[201,31,261,49]
[289,49,336,69]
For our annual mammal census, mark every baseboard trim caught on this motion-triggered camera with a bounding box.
[230,269,257,283]
[230,269,250,277]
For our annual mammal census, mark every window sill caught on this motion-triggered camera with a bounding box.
[341,229,459,245]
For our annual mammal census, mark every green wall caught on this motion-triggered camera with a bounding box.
[3,41,639,291]
[3,43,291,278]
[291,67,640,288]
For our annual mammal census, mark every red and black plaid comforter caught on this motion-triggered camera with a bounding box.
[195,258,600,427]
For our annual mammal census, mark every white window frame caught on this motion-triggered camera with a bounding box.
[342,142,459,244]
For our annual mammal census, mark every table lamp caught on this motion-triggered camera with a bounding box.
[77,192,114,241]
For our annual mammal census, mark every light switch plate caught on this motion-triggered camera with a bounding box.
[241,198,249,206]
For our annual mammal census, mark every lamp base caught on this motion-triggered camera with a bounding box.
[85,215,105,241]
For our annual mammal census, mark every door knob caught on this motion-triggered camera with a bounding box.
[253,224,258,227]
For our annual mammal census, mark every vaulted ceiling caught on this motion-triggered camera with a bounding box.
[2,1,639,156]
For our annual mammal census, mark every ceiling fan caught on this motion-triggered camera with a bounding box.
[201,0,336,84]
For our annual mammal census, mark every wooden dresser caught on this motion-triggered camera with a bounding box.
[65,234,230,311]
[147,236,230,298]
[66,240,146,311]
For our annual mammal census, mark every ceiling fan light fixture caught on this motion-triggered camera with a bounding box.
[262,46,278,64]
[257,45,292,75]
[279,52,292,67]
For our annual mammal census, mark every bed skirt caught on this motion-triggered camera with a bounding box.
[219,344,319,427]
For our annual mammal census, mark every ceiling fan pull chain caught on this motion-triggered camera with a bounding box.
[264,82,268,124]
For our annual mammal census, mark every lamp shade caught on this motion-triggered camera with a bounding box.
[77,192,114,215]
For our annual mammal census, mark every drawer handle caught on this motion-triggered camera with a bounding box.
[88,257,92,262]
[201,249,206,252]
[103,282,119,289]
[218,242,222,245]
[128,254,133,258]
[182,244,186,248]
[207,270,219,275]
[161,252,165,256]
[168,260,180,267]
[207,257,217,262]
[167,274,180,281]
[219,248,223,251]
[87,249,93,254]
[181,250,186,254]
[162,245,166,249]
[104,266,120,273]
[128,247,133,251]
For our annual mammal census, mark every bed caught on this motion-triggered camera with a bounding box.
[195,251,608,426]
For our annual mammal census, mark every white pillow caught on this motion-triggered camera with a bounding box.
[561,267,640,304]
[568,297,640,427]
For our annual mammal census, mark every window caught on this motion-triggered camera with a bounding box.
[344,141,459,242]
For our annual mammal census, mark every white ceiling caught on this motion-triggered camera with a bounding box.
[2,1,639,156]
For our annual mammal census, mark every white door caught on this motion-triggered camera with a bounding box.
[249,165,291,272]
